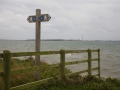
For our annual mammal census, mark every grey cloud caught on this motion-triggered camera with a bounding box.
[0,0,120,40]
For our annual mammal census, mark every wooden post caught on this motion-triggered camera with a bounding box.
[60,49,66,80]
[88,49,92,76]
[3,50,11,90]
[35,9,41,80]
[35,9,41,65]
[98,49,100,78]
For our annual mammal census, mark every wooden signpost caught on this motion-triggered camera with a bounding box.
[27,9,51,79]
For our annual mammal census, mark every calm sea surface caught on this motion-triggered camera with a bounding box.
[0,40,120,78]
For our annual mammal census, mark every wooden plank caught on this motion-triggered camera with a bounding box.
[88,49,91,76]
[40,51,60,55]
[10,50,98,57]
[3,50,11,90]
[11,52,40,57]
[10,77,53,90]
[0,72,3,77]
[66,69,88,76]
[11,51,60,57]
[93,74,99,76]
[98,49,100,78]
[66,67,98,77]
[65,60,88,65]
[35,9,41,64]
[65,50,87,53]
[35,9,41,80]
[91,58,98,61]
[91,67,98,71]
[0,53,3,58]
[60,49,65,80]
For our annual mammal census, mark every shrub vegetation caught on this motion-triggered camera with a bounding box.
[0,58,120,90]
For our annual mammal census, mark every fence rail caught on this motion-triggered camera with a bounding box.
[0,49,100,90]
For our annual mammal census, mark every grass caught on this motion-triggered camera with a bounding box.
[0,58,120,90]
[21,74,120,90]
[0,58,70,89]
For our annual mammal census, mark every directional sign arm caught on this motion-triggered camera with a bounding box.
[39,14,51,22]
[27,14,51,23]
[27,15,36,23]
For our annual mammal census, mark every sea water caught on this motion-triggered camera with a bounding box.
[0,40,120,78]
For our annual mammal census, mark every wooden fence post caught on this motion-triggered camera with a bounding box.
[88,49,92,76]
[3,50,11,90]
[60,49,66,80]
[98,49,100,78]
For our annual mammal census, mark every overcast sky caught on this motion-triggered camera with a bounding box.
[0,0,120,40]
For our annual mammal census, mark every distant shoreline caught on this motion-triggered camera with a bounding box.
[26,39,83,41]
[0,39,120,41]
[26,39,120,41]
